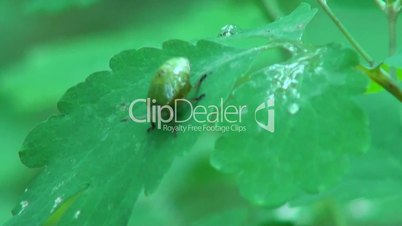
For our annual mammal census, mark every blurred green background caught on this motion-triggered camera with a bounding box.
[0,0,400,225]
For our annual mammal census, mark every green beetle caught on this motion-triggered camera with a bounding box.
[147,57,206,131]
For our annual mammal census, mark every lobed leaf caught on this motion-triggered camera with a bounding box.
[6,40,256,226]
[211,44,369,207]
[218,3,317,42]
[6,3,365,225]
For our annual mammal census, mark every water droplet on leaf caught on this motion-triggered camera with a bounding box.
[74,210,81,219]
[50,197,63,213]
[288,103,300,114]
[16,201,29,215]
[218,24,238,37]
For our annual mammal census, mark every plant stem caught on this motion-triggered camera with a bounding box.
[317,0,376,66]
[318,0,402,102]
[388,12,397,78]
[259,0,282,21]
[386,0,401,79]
[357,65,402,102]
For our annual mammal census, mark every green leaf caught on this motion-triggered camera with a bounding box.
[291,92,402,205]
[385,52,402,69]
[225,3,317,41]
[211,44,369,207]
[6,3,318,225]
[5,40,257,226]
[0,0,265,116]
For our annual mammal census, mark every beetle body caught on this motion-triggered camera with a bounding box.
[147,57,192,106]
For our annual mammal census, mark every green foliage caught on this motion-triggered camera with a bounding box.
[290,92,402,224]
[4,4,322,225]
[211,44,369,207]
[6,40,257,226]
[228,3,317,41]
[385,52,402,68]
[0,0,266,116]
[2,1,400,226]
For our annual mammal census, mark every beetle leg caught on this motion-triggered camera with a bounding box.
[190,74,207,104]
[194,74,207,94]
[191,93,206,104]
[147,122,156,132]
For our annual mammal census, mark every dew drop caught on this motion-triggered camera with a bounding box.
[290,88,301,99]
[74,210,81,219]
[50,197,63,213]
[282,77,292,90]
[218,24,238,37]
[17,201,29,215]
[297,23,305,29]
[288,103,300,114]
[51,181,65,193]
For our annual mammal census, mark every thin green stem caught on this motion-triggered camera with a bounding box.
[259,0,282,21]
[388,12,398,78]
[317,0,376,66]
[386,0,401,79]
[318,0,402,102]
[357,65,402,102]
